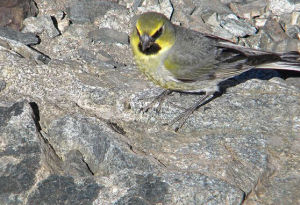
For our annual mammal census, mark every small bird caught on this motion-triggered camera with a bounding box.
[130,12,300,130]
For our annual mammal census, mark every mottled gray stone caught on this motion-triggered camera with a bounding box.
[296,1,300,11]
[0,101,41,204]
[46,115,157,175]
[286,76,300,89]
[270,38,300,52]
[0,79,5,92]
[191,0,232,15]
[88,28,129,44]
[220,15,257,37]
[23,16,61,38]
[241,30,274,51]
[229,0,267,19]
[0,0,38,30]
[0,34,50,64]
[103,171,244,204]
[291,11,300,25]
[67,0,124,24]
[285,24,300,39]
[27,175,101,205]
[263,19,288,42]
[134,0,173,19]
[122,174,169,204]
[63,150,94,177]
[203,12,220,26]
[0,26,39,45]
[220,0,244,3]
[268,0,295,15]
[78,48,117,69]
[0,0,299,204]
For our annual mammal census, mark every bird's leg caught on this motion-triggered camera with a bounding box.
[169,92,215,132]
[142,89,173,113]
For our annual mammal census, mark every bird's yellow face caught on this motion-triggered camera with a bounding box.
[130,12,176,58]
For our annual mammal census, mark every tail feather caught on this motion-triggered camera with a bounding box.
[256,51,300,72]
[218,41,300,72]
[280,51,300,62]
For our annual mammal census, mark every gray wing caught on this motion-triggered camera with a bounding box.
[164,26,283,82]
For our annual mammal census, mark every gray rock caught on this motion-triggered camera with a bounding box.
[46,114,157,175]
[23,16,61,38]
[268,0,295,15]
[0,101,42,204]
[27,175,101,205]
[285,24,300,39]
[0,34,50,64]
[67,0,124,24]
[0,0,299,204]
[220,15,257,37]
[113,172,244,204]
[296,1,300,11]
[0,0,38,30]
[246,173,300,204]
[270,38,300,52]
[0,79,5,92]
[220,0,244,4]
[203,12,220,26]
[286,77,300,89]
[291,11,300,25]
[254,17,268,28]
[135,0,174,19]
[212,25,236,41]
[0,26,39,45]
[78,48,117,69]
[263,19,288,42]
[229,0,267,19]
[241,30,273,51]
[63,150,95,177]
[191,0,232,15]
[175,0,196,16]
[88,28,129,44]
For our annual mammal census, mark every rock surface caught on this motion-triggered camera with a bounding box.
[0,0,299,204]
[0,26,39,45]
[0,0,38,30]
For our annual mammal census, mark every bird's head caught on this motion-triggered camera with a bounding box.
[130,12,176,56]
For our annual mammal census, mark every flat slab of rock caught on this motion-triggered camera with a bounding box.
[0,26,39,45]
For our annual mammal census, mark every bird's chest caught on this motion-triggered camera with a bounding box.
[135,52,166,78]
[136,56,179,90]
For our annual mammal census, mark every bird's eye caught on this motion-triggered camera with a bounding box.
[136,27,141,37]
[151,25,164,39]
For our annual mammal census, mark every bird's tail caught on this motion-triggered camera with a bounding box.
[255,51,300,72]
[219,41,300,72]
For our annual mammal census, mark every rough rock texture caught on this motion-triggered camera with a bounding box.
[0,0,38,30]
[0,26,39,45]
[0,101,41,204]
[22,16,61,38]
[0,0,299,204]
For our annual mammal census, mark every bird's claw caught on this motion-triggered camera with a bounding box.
[139,90,172,114]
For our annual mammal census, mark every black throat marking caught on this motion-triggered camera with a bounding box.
[138,42,161,55]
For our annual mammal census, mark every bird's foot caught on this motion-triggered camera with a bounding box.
[141,90,172,113]
[167,93,213,132]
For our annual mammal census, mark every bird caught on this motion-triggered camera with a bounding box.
[130,12,300,131]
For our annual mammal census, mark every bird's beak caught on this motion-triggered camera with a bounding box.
[140,34,153,51]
